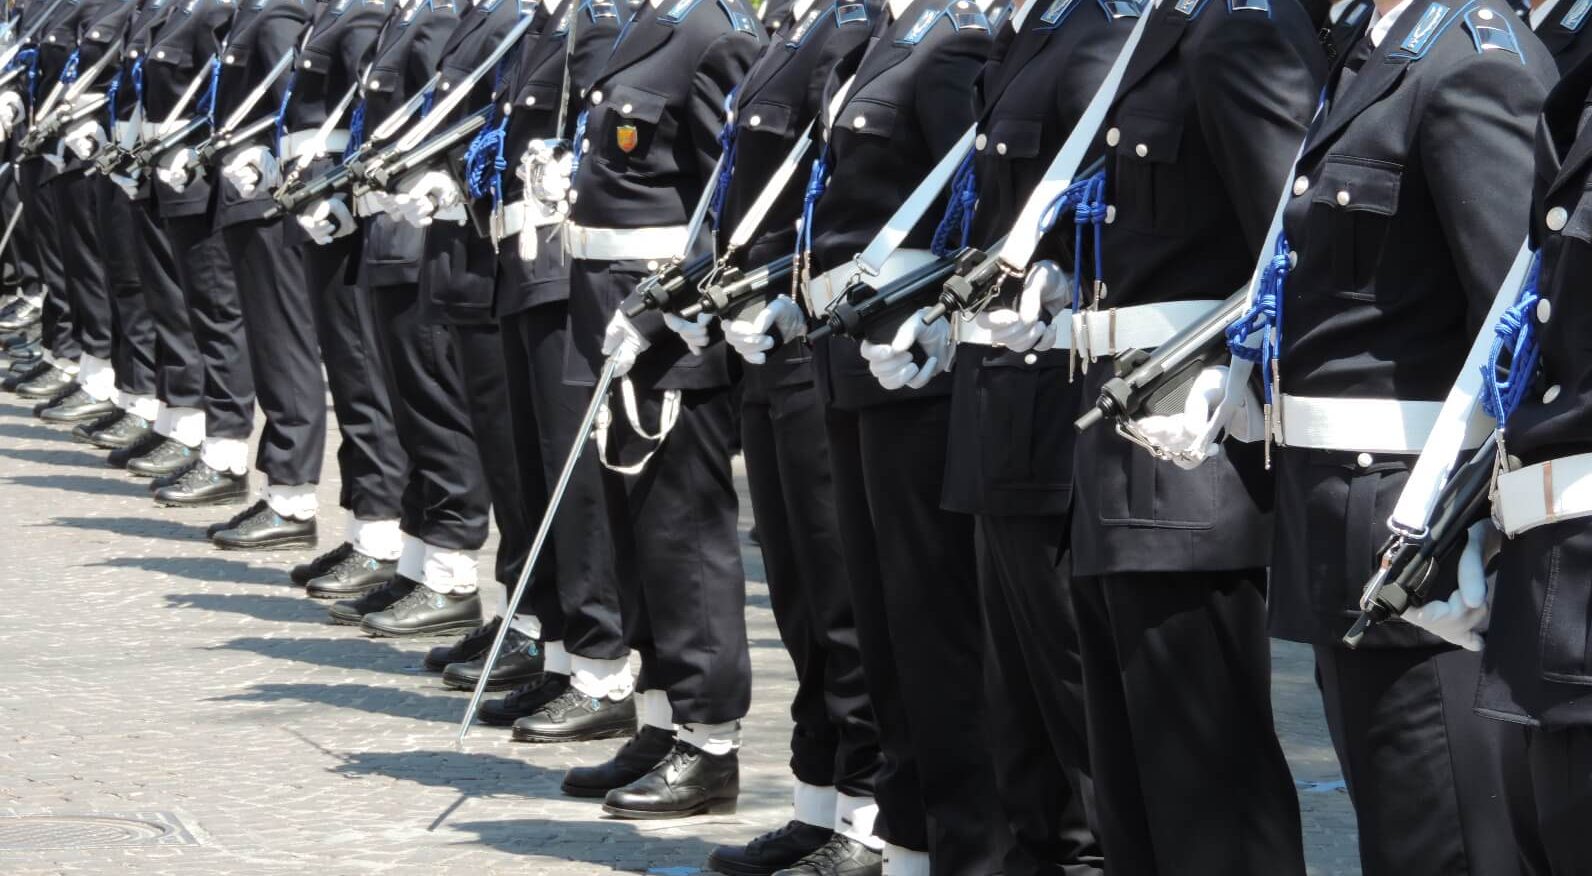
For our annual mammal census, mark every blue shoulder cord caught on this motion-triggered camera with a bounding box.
[198,54,222,125]
[1224,233,1292,408]
[273,69,297,150]
[59,47,80,83]
[929,150,977,257]
[706,87,738,230]
[106,62,123,124]
[1036,169,1107,312]
[794,145,829,270]
[343,98,365,159]
[23,47,39,103]
[463,52,514,203]
[1481,251,1544,429]
[567,108,589,174]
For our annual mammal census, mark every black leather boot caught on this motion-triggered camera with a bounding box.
[561,725,676,799]
[480,672,567,726]
[424,620,500,672]
[441,628,543,691]
[329,575,418,625]
[359,586,480,638]
[210,503,318,551]
[306,549,395,599]
[38,388,117,423]
[126,437,199,478]
[603,739,739,819]
[107,430,167,468]
[153,461,248,507]
[772,836,883,876]
[15,366,75,400]
[82,412,153,449]
[511,686,637,743]
[71,410,126,444]
[292,542,352,585]
[708,822,835,876]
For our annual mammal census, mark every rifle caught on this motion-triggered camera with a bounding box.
[90,53,218,176]
[188,113,275,168]
[804,256,960,343]
[678,254,795,320]
[264,103,491,218]
[18,37,123,153]
[1073,288,1248,434]
[18,91,106,154]
[620,252,718,318]
[1342,433,1497,647]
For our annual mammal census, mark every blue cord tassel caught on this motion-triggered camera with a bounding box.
[273,71,296,151]
[58,48,79,84]
[929,151,977,258]
[707,89,738,231]
[1225,233,1292,406]
[795,150,829,264]
[568,109,589,178]
[1037,170,1107,312]
[197,54,222,123]
[1482,252,1544,428]
[343,99,365,160]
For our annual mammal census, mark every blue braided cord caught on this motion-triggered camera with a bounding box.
[707,88,738,231]
[419,87,434,117]
[25,46,39,103]
[1224,232,1292,405]
[105,67,120,123]
[343,98,365,160]
[2,46,32,73]
[196,54,221,122]
[1481,252,1544,427]
[463,113,509,201]
[1037,170,1107,312]
[131,56,144,106]
[568,108,589,177]
[929,150,976,257]
[795,149,829,263]
[273,71,296,152]
[58,48,79,83]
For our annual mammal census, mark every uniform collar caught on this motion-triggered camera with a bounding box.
[1530,0,1562,28]
[1368,0,1416,46]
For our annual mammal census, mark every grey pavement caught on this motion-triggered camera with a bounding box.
[0,392,1360,875]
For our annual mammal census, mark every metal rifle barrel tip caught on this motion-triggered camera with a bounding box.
[1074,405,1105,433]
[922,301,948,324]
[678,300,705,320]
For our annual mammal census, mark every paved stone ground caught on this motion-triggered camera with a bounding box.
[0,391,1360,875]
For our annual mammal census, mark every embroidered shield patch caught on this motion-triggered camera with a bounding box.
[616,124,639,153]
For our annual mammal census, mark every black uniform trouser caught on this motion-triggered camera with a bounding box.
[977,514,1102,876]
[501,303,625,656]
[1508,726,1592,875]
[135,203,202,410]
[1071,571,1305,876]
[165,213,252,440]
[305,237,405,520]
[223,220,321,485]
[452,320,531,591]
[602,385,750,725]
[19,161,75,361]
[825,397,1005,873]
[1,165,37,292]
[1314,644,1525,876]
[368,281,489,551]
[52,173,112,361]
[95,179,156,399]
[743,370,878,797]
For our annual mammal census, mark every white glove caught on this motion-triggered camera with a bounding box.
[156,147,197,192]
[109,169,141,199]
[725,295,805,365]
[392,170,463,227]
[1133,366,1231,469]
[860,307,955,391]
[0,90,22,135]
[601,311,651,379]
[63,119,106,161]
[222,145,281,197]
[296,196,355,246]
[1402,521,1493,652]
[662,311,713,356]
[972,260,1072,353]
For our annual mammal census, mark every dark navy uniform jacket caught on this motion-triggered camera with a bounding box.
[719,0,878,392]
[940,0,1137,519]
[806,0,991,412]
[1480,56,1592,729]
[45,0,137,178]
[142,0,235,218]
[355,0,458,287]
[280,0,387,133]
[561,0,762,391]
[1068,0,1324,578]
[1533,0,1592,71]
[1271,0,1553,647]
[473,0,628,314]
[32,0,108,181]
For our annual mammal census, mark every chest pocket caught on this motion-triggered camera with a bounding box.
[597,84,668,165]
[1111,110,1184,234]
[150,44,196,71]
[830,97,899,154]
[517,80,558,112]
[1309,156,1402,302]
[299,44,335,75]
[739,99,796,138]
[982,116,1041,160]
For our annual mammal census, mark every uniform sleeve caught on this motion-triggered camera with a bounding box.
[911,28,984,163]
[257,5,313,117]
[339,5,388,79]
[1186,9,1323,252]
[1419,51,1550,328]
[408,5,459,84]
[686,29,759,197]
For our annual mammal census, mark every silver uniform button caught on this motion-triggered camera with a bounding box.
[853,115,867,129]
[1288,251,1299,269]
[441,81,451,91]
[1293,175,1309,196]
[996,143,1007,156]
[1478,7,1494,18]
[568,190,578,203]
[91,30,100,39]
[156,49,165,59]
[225,54,236,64]
[1547,206,1569,232]
[975,133,987,150]
[525,95,536,106]
[503,102,512,115]
[622,103,633,114]
[646,260,659,271]
[580,138,590,152]
[748,114,761,127]
[1356,452,1373,469]
[1537,298,1552,324]
[1135,143,1148,158]
[1545,385,1562,404]
[1105,205,1117,224]
[1023,353,1038,366]
[591,90,603,105]
[303,59,313,69]
[1336,190,1351,206]
[1106,127,1120,147]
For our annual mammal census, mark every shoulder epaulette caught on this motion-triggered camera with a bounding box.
[948,0,991,31]
[835,2,869,24]
[587,0,619,20]
[1562,0,1591,29]
[1227,0,1269,14]
[985,0,1010,28]
[479,0,505,12]
[1034,0,1080,29]
[1099,0,1142,18]
[1463,4,1524,58]
[1343,0,1369,26]
[657,0,702,23]
[1171,0,1212,19]
[716,0,758,33]
[1391,1,1457,58]
[332,0,352,13]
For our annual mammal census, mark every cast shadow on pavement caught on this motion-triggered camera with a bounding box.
[452,817,718,871]
[99,555,287,586]
[0,444,111,468]
[0,419,73,442]
[48,514,213,541]
[332,751,570,799]
[6,473,154,497]
[211,681,469,724]
[166,591,330,624]
[213,635,432,676]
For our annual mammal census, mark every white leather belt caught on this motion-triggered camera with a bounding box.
[279,128,349,162]
[1495,452,1592,536]
[803,249,939,314]
[564,223,688,261]
[498,198,562,239]
[139,117,190,139]
[1069,300,1223,360]
[953,318,1072,350]
[1275,394,1492,455]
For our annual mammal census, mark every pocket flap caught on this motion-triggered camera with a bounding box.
[983,116,1042,159]
[364,65,400,93]
[1312,158,1403,217]
[836,98,897,138]
[1115,110,1182,164]
[607,84,667,124]
[150,45,195,67]
[739,99,795,136]
[517,80,558,110]
[298,45,334,74]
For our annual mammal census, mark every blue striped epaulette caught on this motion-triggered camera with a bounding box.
[1172,0,1266,19]
[895,0,988,45]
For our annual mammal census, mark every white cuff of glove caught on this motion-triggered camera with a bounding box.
[297,196,355,246]
[725,295,804,365]
[859,307,954,391]
[1402,521,1493,651]
[393,170,462,228]
[601,311,651,379]
[222,145,280,197]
